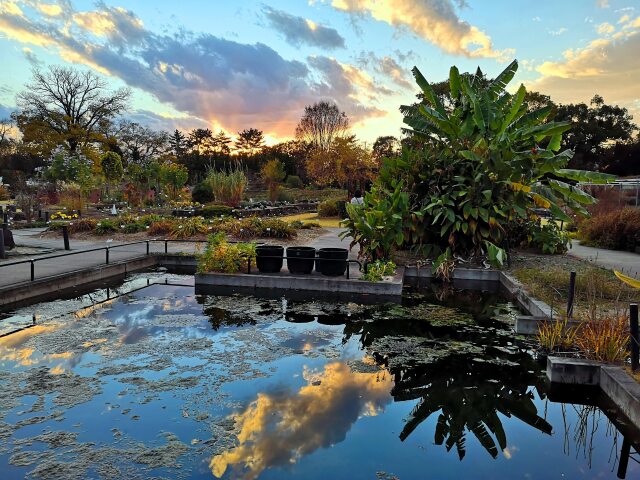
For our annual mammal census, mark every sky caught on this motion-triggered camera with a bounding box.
[0,0,639,144]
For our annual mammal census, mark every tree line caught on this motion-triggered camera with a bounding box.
[0,64,638,204]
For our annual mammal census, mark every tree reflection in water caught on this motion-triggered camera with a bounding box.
[343,287,553,460]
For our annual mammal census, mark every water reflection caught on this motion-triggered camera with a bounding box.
[210,360,393,479]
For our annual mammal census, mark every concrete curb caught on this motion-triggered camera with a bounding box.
[547,356,640,427]
[195,267,404,297]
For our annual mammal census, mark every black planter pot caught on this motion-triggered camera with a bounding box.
[316,247,348,276]
[286,246,316,274]
[256,245,284,273]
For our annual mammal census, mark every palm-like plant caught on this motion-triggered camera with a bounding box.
[351,60,614,264]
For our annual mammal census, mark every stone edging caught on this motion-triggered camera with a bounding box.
[547,356,640,428]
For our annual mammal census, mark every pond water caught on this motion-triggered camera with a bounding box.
[0,274,638,479]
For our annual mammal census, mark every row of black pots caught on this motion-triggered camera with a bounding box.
[255,245,348,276]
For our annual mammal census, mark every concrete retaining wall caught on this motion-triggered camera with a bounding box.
[0,255,156,308]
[195,266,404,297]
[548,356,640,427]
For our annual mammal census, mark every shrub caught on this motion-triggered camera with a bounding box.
[197,232,256,273]
[0,185,9,200]
[536,317,578,353]
[139,214,163,226]
[579,207,640,252]
[147,220,175,236]
[12,211,27,221]
[69,218,97,233]
[192,182,214,204]
[275,187,294,203]
[224,217,296,239]
[285,175,303,189]
[529,221,570,254]
[201,204,233,218]
[122,222,146,234]
[95,219,118,235]
[170,217,208,239]
[318,199,340,217]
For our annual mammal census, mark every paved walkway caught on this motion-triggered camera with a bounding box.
[569,240,640,275]
[0,227,353,290]
[0,228,202,289]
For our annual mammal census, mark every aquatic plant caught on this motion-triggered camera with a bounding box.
[536,316,579,353]
[575,316,629,363]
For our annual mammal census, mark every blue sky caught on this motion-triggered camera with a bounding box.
[1,0,639,143]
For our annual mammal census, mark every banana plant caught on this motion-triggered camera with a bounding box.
[394,60,615,264]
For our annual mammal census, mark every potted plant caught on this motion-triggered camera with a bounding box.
[286,246,316,274]
[316,247,348,276]
[256,245,284,273]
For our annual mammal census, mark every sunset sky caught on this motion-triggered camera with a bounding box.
[1,0,639,144]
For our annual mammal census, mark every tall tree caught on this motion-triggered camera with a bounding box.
[16,66,130,153]
[555,95,637,170]
[188,128,214,155]
[211,130,232,155]
[295,101,349,152]
[116,121,168,166]
[235,128,264,155]
[372,136,399,160]
[169,129,188,157]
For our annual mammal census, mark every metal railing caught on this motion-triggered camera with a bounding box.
[0,239,207,282]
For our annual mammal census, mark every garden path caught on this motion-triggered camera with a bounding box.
[568,240,640,275]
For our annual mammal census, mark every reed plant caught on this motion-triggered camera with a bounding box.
[205,163,247,207]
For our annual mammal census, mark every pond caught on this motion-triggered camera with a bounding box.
[0,273,638,479]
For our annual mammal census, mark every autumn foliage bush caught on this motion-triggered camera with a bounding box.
[579,207,640,252]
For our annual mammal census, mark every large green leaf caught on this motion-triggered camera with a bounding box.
[555,169,616,184]
[497,84,526,136]
[548,179,596,205]
[449,66,461,100]
[412,66,446,117]
[488,60,518,99]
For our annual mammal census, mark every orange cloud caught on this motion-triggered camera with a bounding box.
[331,0,513,60]
[210,361,393,479]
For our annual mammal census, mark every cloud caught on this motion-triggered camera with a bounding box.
[330,0,514,60]
[263,6,345,49]
[0,2,387,138]
[358,51,413,89]
[22,46,42,66]
[596,22,615,34]
[210,361,392,479]
[127,109,209,133]
[597,0,610,8]
[549,27,568,36]
[530,25,640,121]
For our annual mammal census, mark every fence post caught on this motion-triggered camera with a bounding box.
[146,241,150,255]
[105,247,110,265]
[567,271,576,319]
[630,303,639,372]
[165,240,168,254]
[62,226,70,250]
[0,230,5,260]
[30,260,34,281]
[45,211,49,222]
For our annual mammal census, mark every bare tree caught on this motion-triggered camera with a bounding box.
[116,120,168,166]
[17,66,130,152]
[295,101,349,152]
